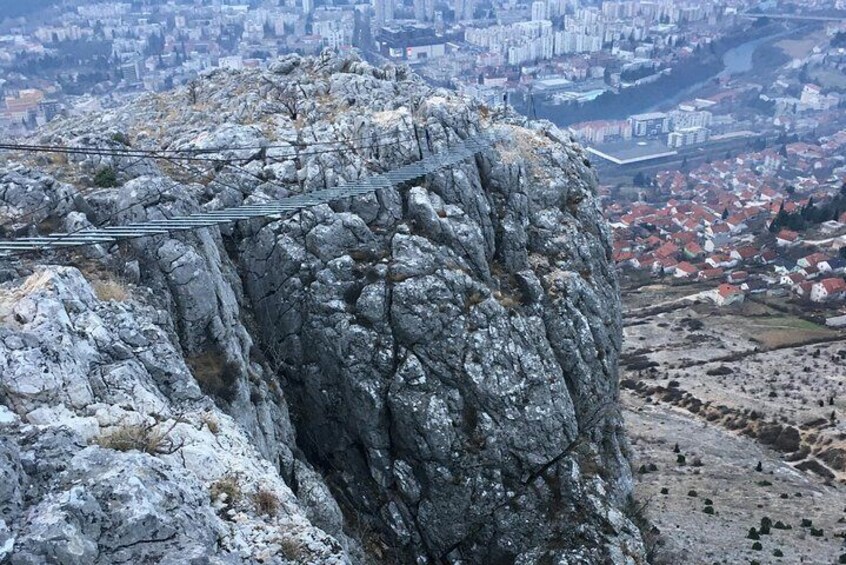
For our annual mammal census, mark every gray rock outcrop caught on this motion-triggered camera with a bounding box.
[0,51,645,564]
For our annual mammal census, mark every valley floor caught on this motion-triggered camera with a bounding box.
[622,285,846,564]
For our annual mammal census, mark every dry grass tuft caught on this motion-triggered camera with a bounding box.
[494,290,520,309]
[253,487,280,516]
[187,351,240,402]
[465,291,485,310]
[279,535,308,562]
[93,278,130,302]
[210,474,242,506]
[96,420,182,455]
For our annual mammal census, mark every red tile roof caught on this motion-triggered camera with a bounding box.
[718,283,742,298]
[819,278,846,294]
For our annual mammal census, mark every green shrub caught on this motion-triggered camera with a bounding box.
[93,166,118,188]
[111,132,131,146]
[760,517,772,535]
[747,527,759,540]
[751,542,762,550]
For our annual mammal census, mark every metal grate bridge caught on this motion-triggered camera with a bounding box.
[0,132,498,256]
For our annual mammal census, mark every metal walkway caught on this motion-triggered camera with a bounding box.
[0,132,497,255]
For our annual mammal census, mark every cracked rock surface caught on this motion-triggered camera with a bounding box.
[0,51,645,563]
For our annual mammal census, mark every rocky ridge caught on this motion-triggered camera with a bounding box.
[0,51,645,563]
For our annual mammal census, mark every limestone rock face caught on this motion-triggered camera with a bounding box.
[0,51,644,564]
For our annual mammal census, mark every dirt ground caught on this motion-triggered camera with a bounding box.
[622,289,846,563]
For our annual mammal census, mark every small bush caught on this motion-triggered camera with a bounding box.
[810,527,823,537]
[800,518,813,528]
[93,166,118,188]
[760,517,772,535]
[756,480,772,487]
[660,487,669,495]
[253,488,279,516]
[704,498,713,506]
[111,132,131,146]
[747,527,760,540]
[773,549,783,557]
[773,520,791,530]
[687,490,698,497]
[752,542,762,551]
[677,454,686,465]
[703,506,715,515]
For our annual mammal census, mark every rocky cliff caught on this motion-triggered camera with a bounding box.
[0,51,645,564]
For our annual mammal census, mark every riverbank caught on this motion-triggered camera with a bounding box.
[513,22,802,127]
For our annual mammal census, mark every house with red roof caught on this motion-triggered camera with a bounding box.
[730,246,758,262]
[794,281,815,298]
[684,242,704,259]
[811,278,846,302]
[655,242,679,259]
[776,229,800,247]
[780,272,805,287]
[674,261,699,278]
[706,255,737,269]
[713,284,744,306]
[727,271,748,283]
[725,214,747,233]
[758,249,778,264]
[798,252,830,269]
[699,268,724,280]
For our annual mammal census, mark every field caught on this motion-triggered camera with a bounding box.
[737,315,837,348]
[810,67,846,91]
[775,37,818,59]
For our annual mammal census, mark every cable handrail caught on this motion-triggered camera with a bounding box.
[0,131,498,256]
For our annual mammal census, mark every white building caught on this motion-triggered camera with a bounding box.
[531,1,547,21]
[670,109,712,130]
[668,126,709,148]
[630,112,669,137]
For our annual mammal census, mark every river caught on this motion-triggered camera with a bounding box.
[517,25,809,125]
[644,26,804,111]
